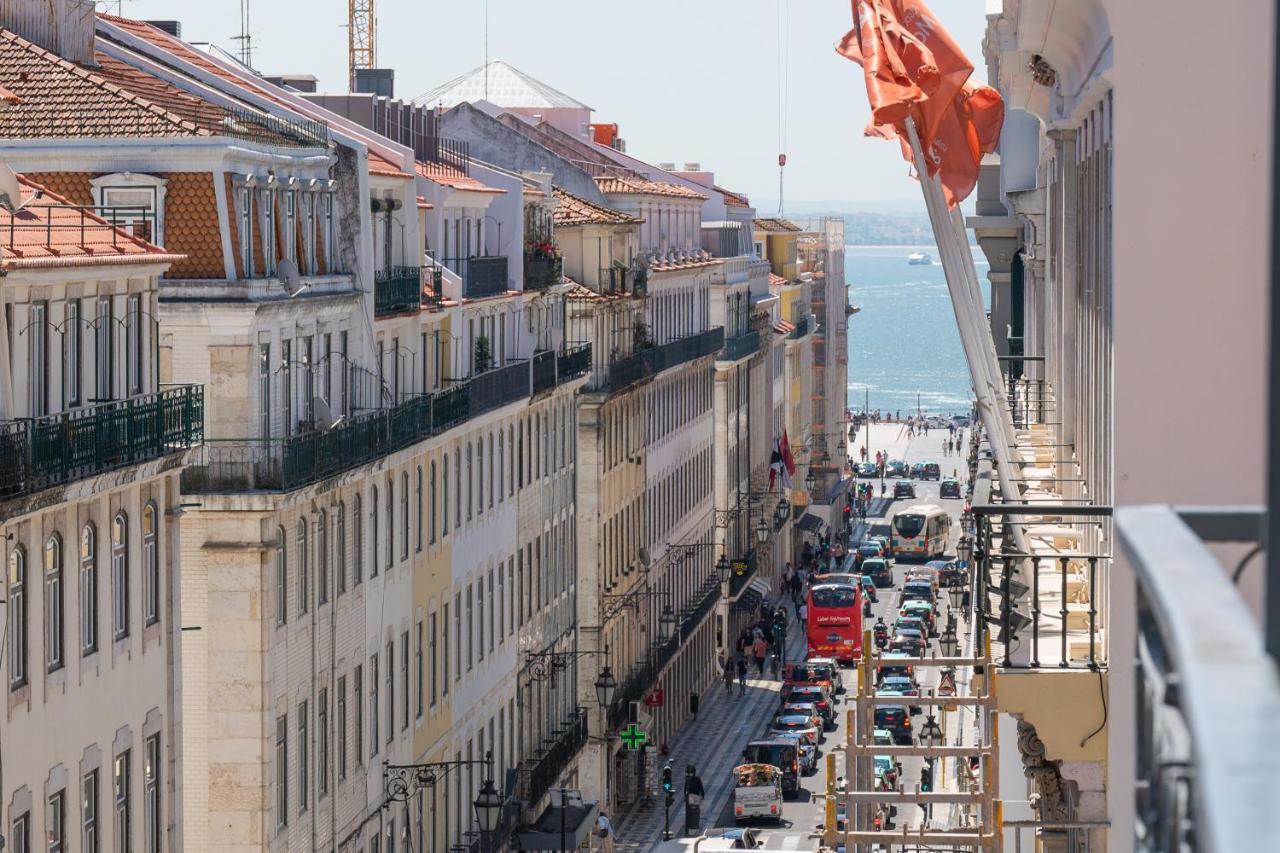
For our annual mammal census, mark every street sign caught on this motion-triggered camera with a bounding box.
[620,723,648,750]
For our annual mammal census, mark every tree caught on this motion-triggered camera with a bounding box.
[474,335,493,373]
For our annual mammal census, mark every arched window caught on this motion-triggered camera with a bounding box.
[429,461,438,545]
[370,485,379,579]
[275,527,287,626]
[352,495,364,586]
[112,512,129,640]
[336,503,347,595]
[297,520,309,615]
[80,523,97,655]
[44,534,64,671]
[317,509,329,605]
[8,547,27,687]
[142,502,159,626]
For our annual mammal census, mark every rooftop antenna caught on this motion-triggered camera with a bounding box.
[232,0,253,68]
[348,0,375,92]
[776,0,791,215]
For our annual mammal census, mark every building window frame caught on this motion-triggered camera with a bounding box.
[142,502,159,627]
[111,513,129,641]
[44,533,63,672]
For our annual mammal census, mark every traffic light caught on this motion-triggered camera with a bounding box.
[920,764,933,793]
[662,763,673,793]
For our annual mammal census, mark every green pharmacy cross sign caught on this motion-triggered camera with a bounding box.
[620,723,648,750]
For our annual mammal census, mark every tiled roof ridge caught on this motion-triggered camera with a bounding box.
[595,175,707,200]
[552,186,640,226]
[0,28,206,137]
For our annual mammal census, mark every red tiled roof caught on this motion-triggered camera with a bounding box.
[754,217,802,233]
[773,319,796,335]
[0,83,20,104]
[416,196,432,210]
[768,273,788,287]
[415,161,505,194]
[649,255,720,273]
[595,175,707,200]
[552,187,641,227]
[715,185,750,208]
[369,150,413,179]
[0,175,182,269]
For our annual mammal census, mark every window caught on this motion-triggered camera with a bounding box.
[28,301,47,417]
[275,528,287,626]
[465,587,472,672]
[142,503,159,626]
[47,790,65,853]
[9,547,26,688]
[93,174,166,245]
[414,621,423,719]
[258,343,271,439]
[144,735,160,853]
[65,300,80,408]
[497,563,504,642]
[300,336,313,425]
[488,569,495,653]
[401,471,409,560]
[303,193,317,274]
[477,577,484,663]
[454,449,462,528]
[318,688,329,797]
[112,513,129,640]
[12,811,29,853]
[476,441,484,515]
[274,716,288,828]
[126,294,143,396]
[414,468,422,553]
[322,193,334,271]
[114,751,131,852]
[95,298,113,402]
[370,486,379,579]
[297,520,309,615]
[497,432,504,502]
[261,188,277,276]
[488,434,495,509]
[385,640,394,743]
[336,503,347,595]
[353,495,363,586]
[354,664,364,767]
[429,462,437,545]
[82,770,98,853]
[466,444,473,522]
[239,186,254,277]
[337,675,348,781]
[284,190,297,263]
[281,339,292,435]
[443,600,451,692]
[44,534,63,671]
[386,478,395,570]
[429,611,438,708]
[400,630,409,730]
[369,653,380,756]
[297,702,309,816]
[441,457,449,540]
[317,510,329,605]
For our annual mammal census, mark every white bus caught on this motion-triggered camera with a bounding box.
[890,504,952,560]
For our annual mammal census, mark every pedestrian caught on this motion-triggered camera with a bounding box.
[736,655,748,695]
[752,634,767,676]
[798,601,808,633]
[596,811,616,853]
[723,657,735,693]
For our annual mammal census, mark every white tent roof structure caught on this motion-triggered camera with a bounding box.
[413,60,592,111]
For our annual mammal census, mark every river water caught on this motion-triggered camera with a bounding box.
[845,244,991,419]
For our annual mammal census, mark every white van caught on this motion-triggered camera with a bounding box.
[731,764,784,824]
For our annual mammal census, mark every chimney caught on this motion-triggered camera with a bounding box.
[353,68,395,99]
[658,162,676,171]
[0,0,98,66]
[683,162,701,171]
[143,20,181,38]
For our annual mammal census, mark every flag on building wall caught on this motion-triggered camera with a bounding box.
[770,433,795,491]
[836,0,1004,206]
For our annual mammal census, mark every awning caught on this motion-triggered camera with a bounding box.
[732,577,771,614]
[797,513,826,533]
[515,801,600,850]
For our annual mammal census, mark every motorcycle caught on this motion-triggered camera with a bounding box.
[872,620,890,650]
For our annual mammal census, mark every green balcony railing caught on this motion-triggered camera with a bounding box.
[788,316,810,339]
[556,343,592,382]
[374,266,422,316]
[0,385,204,499]
[523,255,563,292]
[720,329,761,362]
[183,345,589,494]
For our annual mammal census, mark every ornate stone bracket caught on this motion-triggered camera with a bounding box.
[1017,719,1071,822]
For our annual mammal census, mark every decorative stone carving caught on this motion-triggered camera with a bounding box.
[1017,720,1070,822]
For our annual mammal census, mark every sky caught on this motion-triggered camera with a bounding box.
[105,0,987,206]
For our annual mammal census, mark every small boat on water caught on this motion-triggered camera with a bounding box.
[907,252,932,265]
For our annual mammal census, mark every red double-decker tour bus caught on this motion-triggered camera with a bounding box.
[807,582,863,663]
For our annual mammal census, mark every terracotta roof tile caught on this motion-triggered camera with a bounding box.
[0,83,20,104]
[369,150,412,179]
[415,160,505,193]
[715,185,750,208]
[773,319,796,335]
[0,175,181,269]
[552,187,640,227]
[768,273,789,287]
[754,217,802,233]
[595,175,707,200]
[648,255,720,273]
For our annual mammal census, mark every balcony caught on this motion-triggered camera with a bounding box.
[719,329,761,362]
[556,343,592,382]
[446,255,509,299]
[0,385,204,500]
[524,255,563,292]
[373,266,422,316]
[788,316,811,339]
[532,350,556,394]
[520,709,588,807]
[598,328,726,395]
[180,348,589,494]
[1116,505,1280,853]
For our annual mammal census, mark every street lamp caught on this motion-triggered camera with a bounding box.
[946,582,965,611]
[754,517,769,544]
[774,497,790,524]
[474,777,503,834]
[595,666,618,707]
[956,534,973,566]
[715,554,731,583]
[805,469,817,493]
[919,714,944,747]
[658,601,677,642]
[938,623,959,657]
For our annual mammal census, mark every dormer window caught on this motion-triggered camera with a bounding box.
[90,174,167,246]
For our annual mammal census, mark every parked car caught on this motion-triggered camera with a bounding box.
[858,541,885,561]
[926,559,966,588]
[781,702,825,733]
[901,580,935,603]
[874,705,914,744]
[878,676,922,714]
[803,657,846,694]
[890,631,926,657]
[770,714,821,746]
[742,739,804,792]
[875,653,915,686]
[893,480,916,499]
[909,462,926,479]
[921,462,942,480]
[899,600,937,636]
[785,685,835,726]
[894,615,929,638]
[860,575,879,603]
[864,557,894,588]
[886,459,908,477]
[856,462,879,478]
[940,478,962,499]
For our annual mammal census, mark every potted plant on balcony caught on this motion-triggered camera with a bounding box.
[633,319,652,350]
[474,335,493,373]
[524,239,562,289]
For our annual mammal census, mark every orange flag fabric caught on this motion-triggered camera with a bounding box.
[837,0,1004,206]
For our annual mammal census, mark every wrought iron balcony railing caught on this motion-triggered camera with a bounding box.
[597,328,726,395]
[0,385,204,499]
[1117,505,1280,853]
[520,709,588,807]
[524,255,563,292]
[532,350,557,394]
[445,255,509,300]
[556,343,592,382]
[720,329,761,362]
[374,266,422,316]
[788,316,810,339]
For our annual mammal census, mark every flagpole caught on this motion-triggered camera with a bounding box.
[904,118,1027,556]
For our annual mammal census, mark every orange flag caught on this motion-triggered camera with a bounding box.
[837,0,1004,206]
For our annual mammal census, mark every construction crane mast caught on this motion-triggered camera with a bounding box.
[348,0,375,91]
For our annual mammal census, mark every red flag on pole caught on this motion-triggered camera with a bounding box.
[837,0,1003,206]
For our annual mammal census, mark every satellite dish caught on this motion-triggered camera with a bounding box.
[0,164,23,213]
[276,258,309,298]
